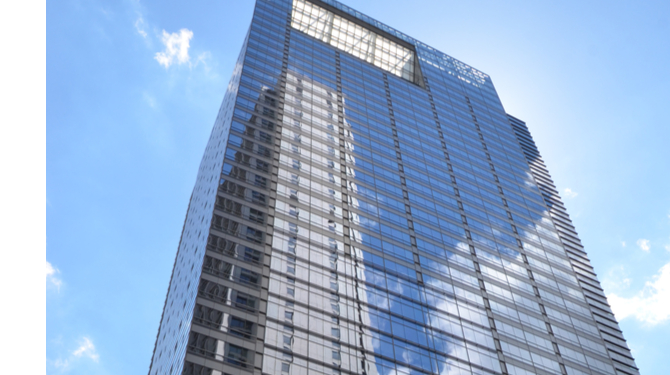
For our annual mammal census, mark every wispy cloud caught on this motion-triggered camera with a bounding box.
[607,262,670,325]
[73,337,99,362]
[637,238,650,252]
[602,266,631,292]
[134,16,148,38]
[130,8,212,72]
[47,260,62,290]
[53,358,71,370]
[143,92,157,108]
[192,51,214,71]
[563,188,578,199]
[621,241,626,247]
[155,29,194,68]
[49,337,100,372]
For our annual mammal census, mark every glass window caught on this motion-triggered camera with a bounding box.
[291,0,416,82]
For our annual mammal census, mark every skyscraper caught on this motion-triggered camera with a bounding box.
[148,0,638,374]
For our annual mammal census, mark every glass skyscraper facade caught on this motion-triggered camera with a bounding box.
[148,1,638,375]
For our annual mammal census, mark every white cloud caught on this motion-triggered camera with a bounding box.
[143,92,156,108]
[637,238,650,252]
[621,241,626,247]
[154,29,193,68]
[563,188,578,198]
[49,337,100,372]
[73,337,99,362]
[53,358,70,370]
[602,266,631,293]
[192,51,213,71]
[134,17,148,38]
[46,260,62,290]
[607,262,670,325]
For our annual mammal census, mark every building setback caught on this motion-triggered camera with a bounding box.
[148,1,638,374]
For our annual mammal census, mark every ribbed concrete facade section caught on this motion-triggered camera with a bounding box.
[508,114,639,375]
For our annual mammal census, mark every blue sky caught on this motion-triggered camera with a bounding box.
[45,0,669,374]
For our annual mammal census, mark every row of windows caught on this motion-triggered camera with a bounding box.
[193,303,256,339]
[290,28,339,63]
[150,15,254,375]
[202,255,261,288]
[334,65,568,312]
[272,217,486,319]
[387,78,431,105]
[291,0,416,83]
[214,88,277,269]
[280,35,548,219]
[266,249,498,374]
[338,52,387,82]
[288,54,336,86]
[197,278,259,313]
[251,4,287,37]
[244,13,600,375]
[289,45,337,74]
[354,104,548,242]
[246,44,284,70]
[340,73,386,99]
[248,29,285,59]
[206,234,263,265]
[187,332,254,369]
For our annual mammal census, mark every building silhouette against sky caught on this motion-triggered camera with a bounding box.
[148,1,638,374]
